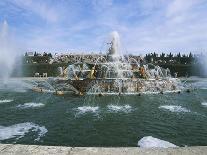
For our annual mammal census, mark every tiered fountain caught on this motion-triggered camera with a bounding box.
[45,31,183,96]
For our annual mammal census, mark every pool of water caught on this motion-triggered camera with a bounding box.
[0,78,207,147]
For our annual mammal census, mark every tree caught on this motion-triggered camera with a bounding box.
[160,53,165,59]
[188,52,194,64]
[169,52,173,59]
[48,53,53,58]
[43,52,47,56]
[176,52,181,64]
[177,52,181,58]
[189,52,193,58]
[153,52,158,58]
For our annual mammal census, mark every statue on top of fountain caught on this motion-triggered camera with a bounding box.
[107,31,121,62]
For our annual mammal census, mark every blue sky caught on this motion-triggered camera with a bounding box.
[1,0,207,54]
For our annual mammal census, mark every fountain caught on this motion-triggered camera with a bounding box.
[0,21,32,93]
[0,20,18,82]
[38,31,183,96]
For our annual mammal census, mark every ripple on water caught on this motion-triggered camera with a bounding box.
[159,105,190,113]
[76,106,99,114]
[201,102,207,107]
[138,136,177,148]
[0,122,48,142]
[107,104,132,113]
[16,102,45,109]
[0,99,13,104]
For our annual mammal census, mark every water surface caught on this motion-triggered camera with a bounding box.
[0,78,207,147]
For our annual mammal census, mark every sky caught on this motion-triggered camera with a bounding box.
[0,0,207,54]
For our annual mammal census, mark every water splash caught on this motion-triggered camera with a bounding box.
[138,136,177,148]
[159,105,190,113]
[76,106,99,114]
[0,122,47,142]
[17,102,45,109]
[107,104,132,113]
[0,99,13,104]
[201,102,207,107]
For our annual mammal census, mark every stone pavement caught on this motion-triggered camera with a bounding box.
[0,144,207,155]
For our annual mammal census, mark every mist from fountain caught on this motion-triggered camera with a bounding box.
[196,54,207,77]
[0,20,17,83]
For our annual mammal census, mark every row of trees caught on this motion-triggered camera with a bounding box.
[25,52,52,58]
[23,51,199,65]
[146,52,193,59]
[145,52,195,64]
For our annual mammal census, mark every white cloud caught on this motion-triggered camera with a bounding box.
[166,0,199,18]
[10,0,59,23]
[115,0,207,54]
[2,0,207,54]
